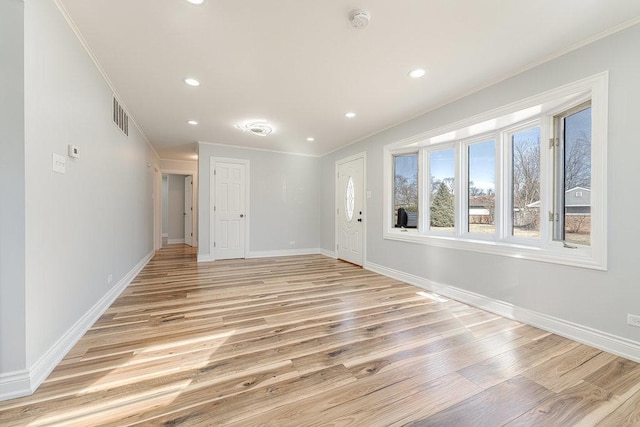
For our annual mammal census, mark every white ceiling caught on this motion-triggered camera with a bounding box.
[57,0,640,160]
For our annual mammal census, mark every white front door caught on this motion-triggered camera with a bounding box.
[214,161,247,260]
[184,175,193,247]
[337,155,365,266]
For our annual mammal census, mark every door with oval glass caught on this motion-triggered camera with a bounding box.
[336,154,365,266]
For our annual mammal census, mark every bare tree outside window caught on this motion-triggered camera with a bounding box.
[512,127,541,238]
[393,154,418,227]
[561,106,592,245]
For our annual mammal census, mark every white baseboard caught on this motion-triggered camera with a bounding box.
[319,248,337,259]
[197,253,214,263]
[167,238,185,244]
[248,248,322,258]
[0,250,154,402]
[0,370,31,402]
[365,261,640,363]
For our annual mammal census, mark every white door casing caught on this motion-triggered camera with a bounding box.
[336,154,365,266]
[184,175,193,247]
[213,159,249,260]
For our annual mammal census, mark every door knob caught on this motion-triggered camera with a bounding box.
[240,214,244,218]
[357,218,362,222]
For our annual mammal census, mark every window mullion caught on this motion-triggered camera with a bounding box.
[419,148,427,232]
[495,132,505,240]
[456,142,466,237]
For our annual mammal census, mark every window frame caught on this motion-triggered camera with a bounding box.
[502,119,543,244]
[383,72,608,270]
[461,135,499,241]
[424,143,456,236]
[391,148,421,230]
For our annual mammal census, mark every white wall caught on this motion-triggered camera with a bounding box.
[162,175,169,235]
[0,0,158,398]
[198,143,321,258]
[167,175,186,241]
[0,0,27,377]
[321,23,640,359]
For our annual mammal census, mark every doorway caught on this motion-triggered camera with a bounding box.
[162,173,194,247]
[336,153,366,266]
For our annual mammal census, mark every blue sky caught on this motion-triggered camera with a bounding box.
[468,140,495,191]
[396,107,588,191]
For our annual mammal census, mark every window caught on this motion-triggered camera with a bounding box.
[345,176,355,221]
[553,103,592,246]
[384,72,607,270]
[428,148,455,232]
[467,140,496,235]
[393,153,418,228]
[510,126,541,239]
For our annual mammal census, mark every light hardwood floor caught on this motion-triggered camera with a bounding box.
[1,245,640,426]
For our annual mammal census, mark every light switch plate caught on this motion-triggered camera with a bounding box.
[52,153,66,174]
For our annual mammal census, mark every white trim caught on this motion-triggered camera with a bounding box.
[365,261,640,364]
[197,253,215,263]
[320,249,338,259]
[0,250,154,401]
[198,140,319,158]
[0,370,31,402]
[248,248,322,258]
[167,238,185,244]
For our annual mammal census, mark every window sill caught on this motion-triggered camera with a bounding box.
[384,229,606,271]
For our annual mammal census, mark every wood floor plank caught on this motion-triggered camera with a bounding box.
[0,245,637,426]
[408,375,554,427]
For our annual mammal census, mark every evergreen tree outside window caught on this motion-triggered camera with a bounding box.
[428,148,455,232]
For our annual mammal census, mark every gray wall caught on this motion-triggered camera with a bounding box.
[198,144,321,257]
[168,174,186,241]
[322,23,640,345]
[0,0,26,374]
[22,0,157,369]
[162,175,169,235]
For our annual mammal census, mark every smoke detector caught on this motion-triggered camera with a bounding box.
[235,120,273,136]
[349,9,370,29]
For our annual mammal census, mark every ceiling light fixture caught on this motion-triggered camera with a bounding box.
[187,120,198,125]
[184,77,200,87]
[409,68,427,78]
[235,120,274,136]
[186,0,207,5]
[345,112,356,118]
[306,137,315,142]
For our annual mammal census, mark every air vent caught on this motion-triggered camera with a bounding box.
[112,97,129,136]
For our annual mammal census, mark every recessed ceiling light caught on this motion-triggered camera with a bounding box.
[345,112,356,118]
[187,120,198,125]
[184,78,200,87]
[409,68,427,78]
[306,137,315,142]
[186,0,207,5]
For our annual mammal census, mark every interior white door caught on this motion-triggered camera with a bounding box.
[184,175,193,247]
[214,161,246,259]
[337,156,364,266]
